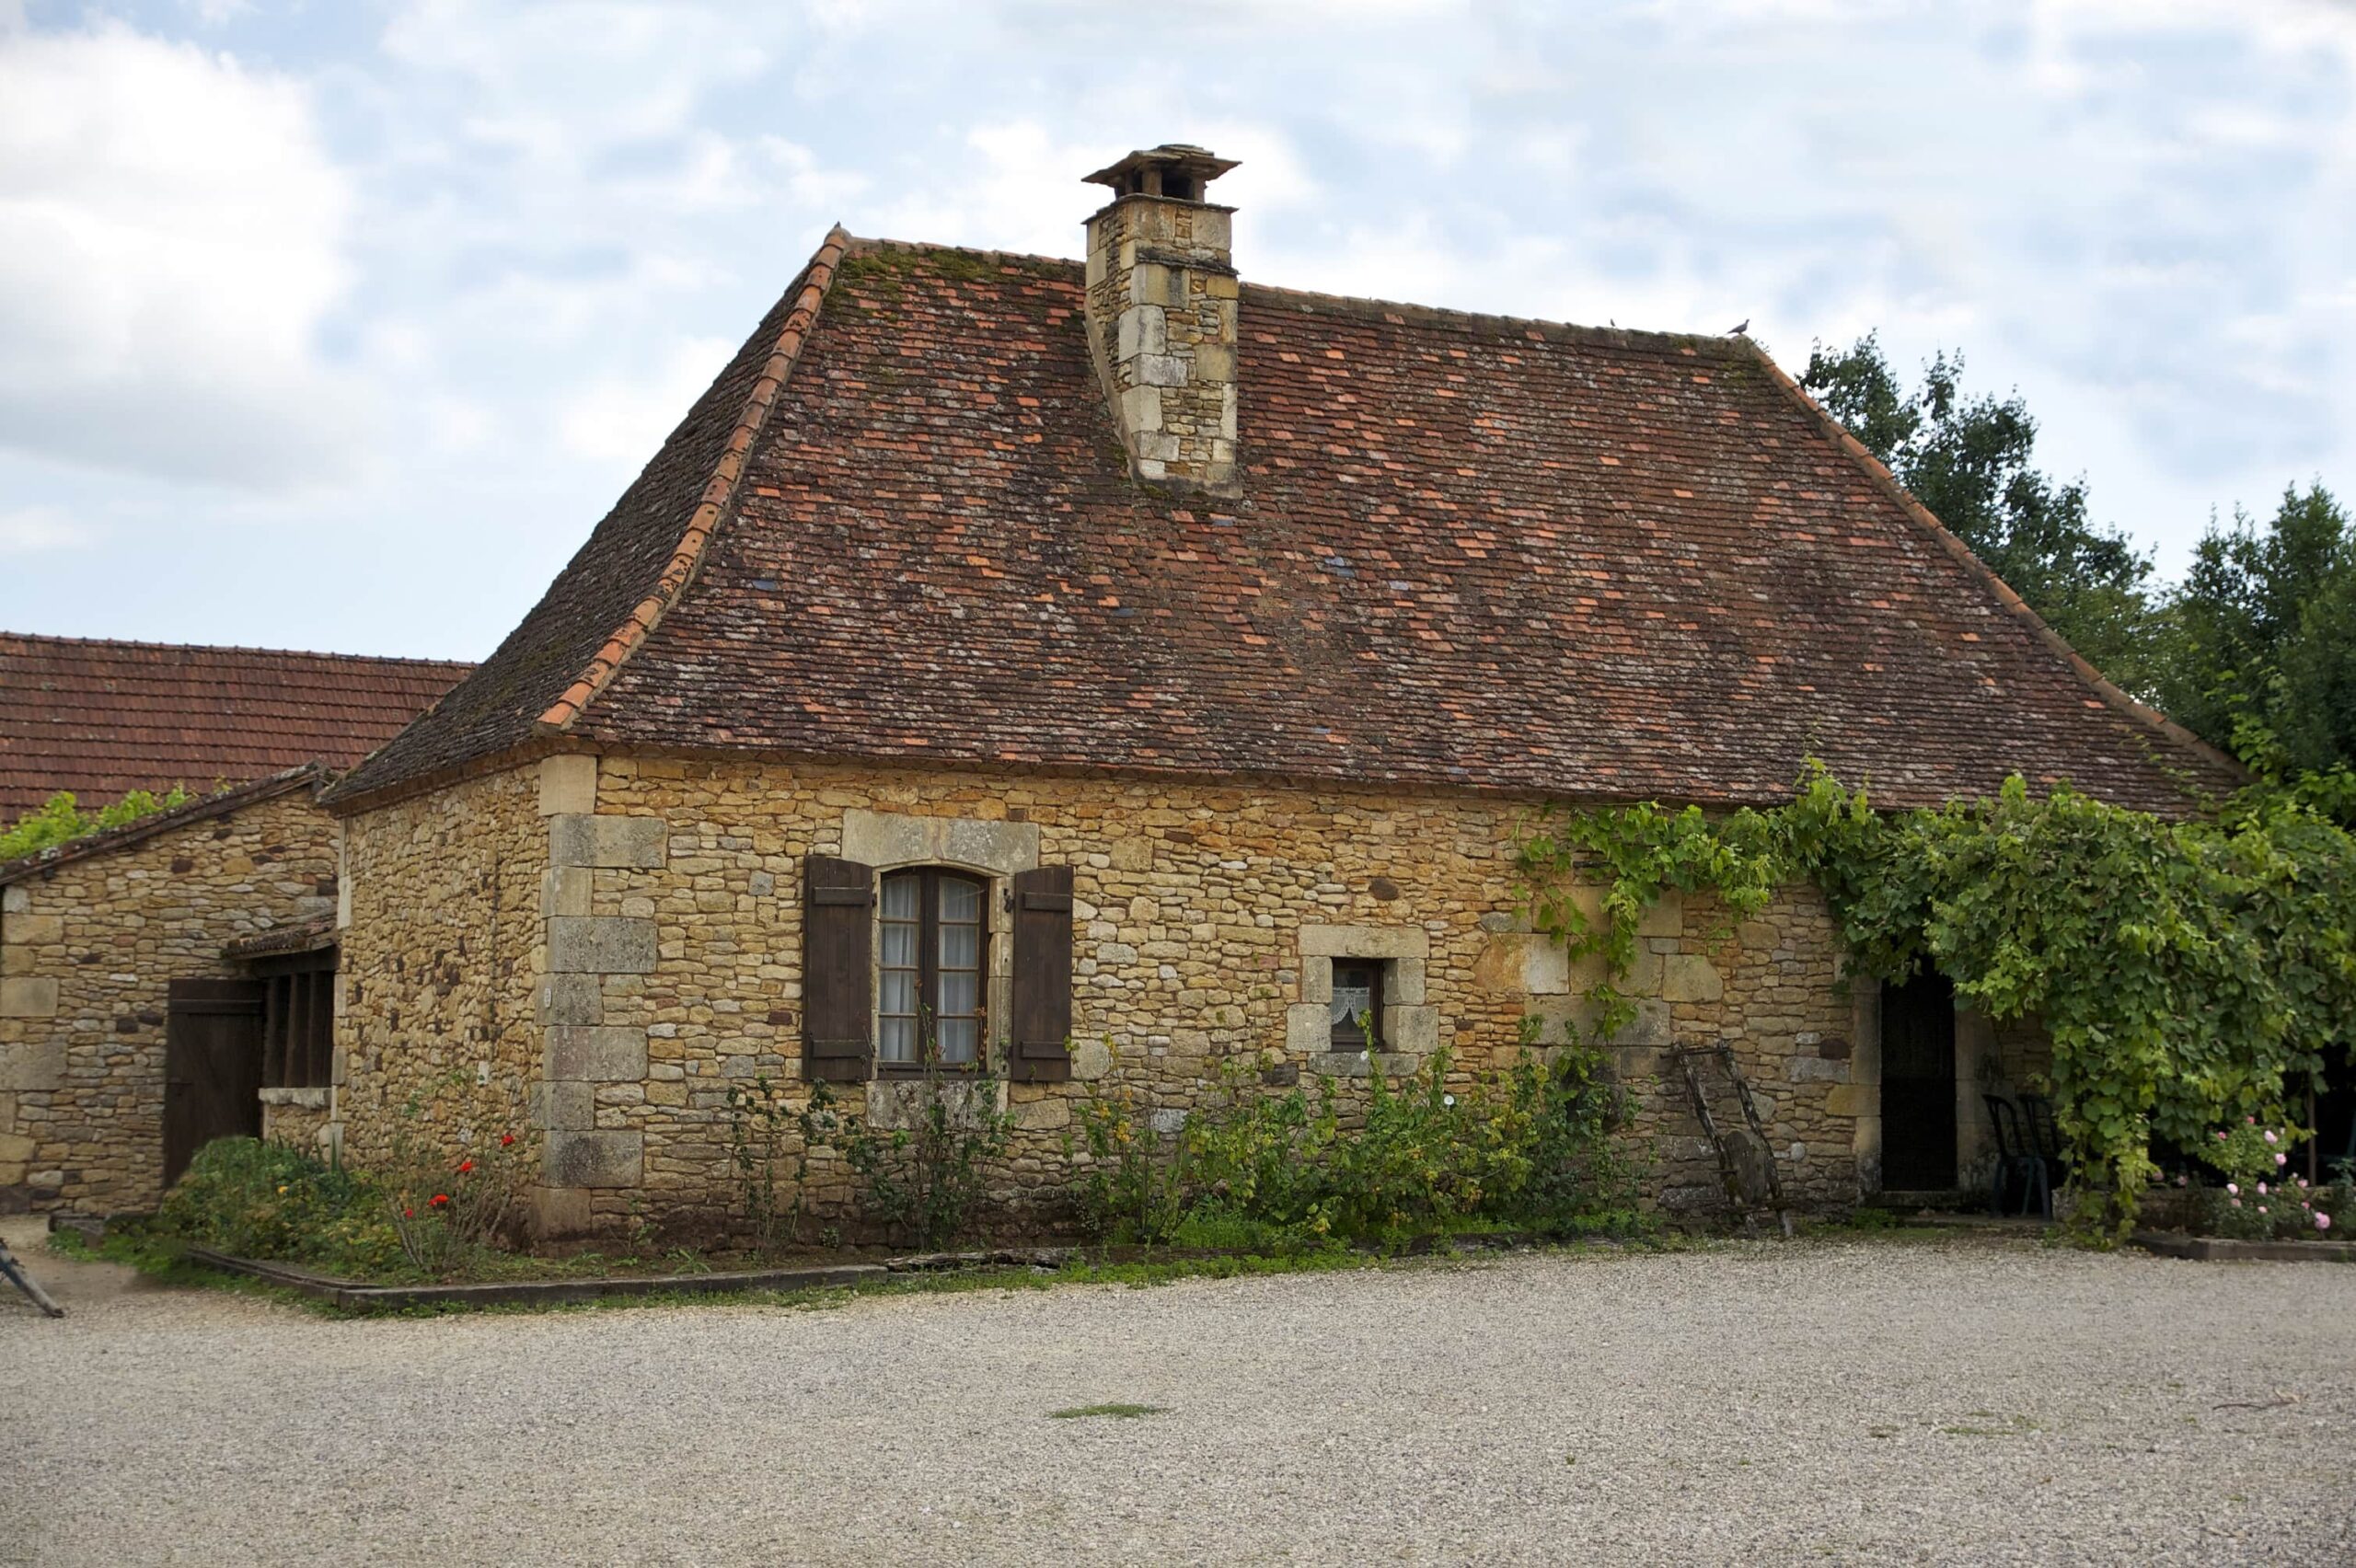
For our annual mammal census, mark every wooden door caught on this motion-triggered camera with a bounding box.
[164,978,266,1186]
[1880,971,1957,1191]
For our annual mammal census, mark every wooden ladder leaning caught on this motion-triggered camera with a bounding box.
[1674,1043,1794,1239]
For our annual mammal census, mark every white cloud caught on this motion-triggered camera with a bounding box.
[556,334,736,466]
[0,504,94,553]
[0,23,362,488]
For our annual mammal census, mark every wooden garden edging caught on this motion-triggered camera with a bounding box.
[2131,1231,2356,1264]
[183,1248,894,1310]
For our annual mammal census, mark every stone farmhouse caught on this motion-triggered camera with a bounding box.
[0,637,469,1212]
[309,144,2241,1239]
[30,146,2241,1234]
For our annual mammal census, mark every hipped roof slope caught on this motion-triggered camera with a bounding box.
[330,232,2237,815]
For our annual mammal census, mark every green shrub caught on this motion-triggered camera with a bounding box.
[154,1136,403,1276]
[1070,1045,1641,1251]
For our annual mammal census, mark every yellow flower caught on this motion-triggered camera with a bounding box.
[276,1185,288,1194]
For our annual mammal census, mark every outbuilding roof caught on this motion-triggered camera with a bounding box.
[328,230,2237,815]
[0,633,470,816]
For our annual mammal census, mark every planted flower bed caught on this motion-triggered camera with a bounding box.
[2136,1118,2354,1263]
[110,1044,1653,1300]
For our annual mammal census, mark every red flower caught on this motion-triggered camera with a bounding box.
[403,1208,414,1218]
[456,1159,474,1174]
[430,1193,450,1207]
[500,1134,515,1147]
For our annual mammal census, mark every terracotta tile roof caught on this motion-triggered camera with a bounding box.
[330,232,2239,815]
[0,634,470,816]
[0,765,325,886]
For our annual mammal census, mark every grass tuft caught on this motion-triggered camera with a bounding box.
[1049,1403,1166,1420]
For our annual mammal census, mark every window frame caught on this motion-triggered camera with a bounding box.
[876,867,989,1074]
[1329,958,1388,1050]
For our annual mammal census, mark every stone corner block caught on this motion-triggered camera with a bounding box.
[1,1037,65,1092]
[537,974,604,1027]
[0,977,59,1020]
[548,1025,648,1083]
[1284,1002,1331,1054]
[1299,923,1427,961]
[544,1130,642,1189]
[1391,957,1427,1006]
[538,754,599,817]
[1383,1004,1440,1055]
[2,912,62,946]
[529,1185,595,1239]
[1634,889,1684,940]
[1,886,28,915]
[549,814,666,870]
[547,917,657,974]
[1660,954,1723,1003]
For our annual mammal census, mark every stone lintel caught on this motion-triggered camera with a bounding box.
[1299,923,1428,961]
[841,809,1041,877]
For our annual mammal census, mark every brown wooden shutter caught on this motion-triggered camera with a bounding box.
[803,854,874,1082]
[1008,864,1074,1082]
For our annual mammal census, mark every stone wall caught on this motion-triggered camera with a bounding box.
[333,763,545,1182]
[1084,193,1239,489]
[334,753,1942,1238]
[0,790,338,1213]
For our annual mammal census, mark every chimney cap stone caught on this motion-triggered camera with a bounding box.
[1084,144,1240,202]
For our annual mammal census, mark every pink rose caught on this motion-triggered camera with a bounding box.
[2247,1115,2258,1124]
[2258,1182,2268,1195]
[2226,1182,2239,1195]
[2318,1214,2333,1231]
[2263,1130,2278,1144]
[2230,1198,2242,1207]
[2216,1131,2228,1141]
[2277,1153,2288,1166]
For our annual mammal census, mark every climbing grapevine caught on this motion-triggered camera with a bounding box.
[1516,764,2356,1244]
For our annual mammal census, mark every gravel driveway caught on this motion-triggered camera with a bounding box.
[4,1222,2350,1566]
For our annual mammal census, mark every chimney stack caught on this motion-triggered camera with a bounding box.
[1082,144,1241,492]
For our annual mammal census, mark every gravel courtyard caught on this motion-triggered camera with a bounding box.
[4,1225,2350,1566]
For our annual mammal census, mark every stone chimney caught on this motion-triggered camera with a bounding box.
[1082,144,1241,491]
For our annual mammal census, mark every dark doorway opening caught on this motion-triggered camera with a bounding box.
[163,977,266,1186]
[1880,969,1958,1191]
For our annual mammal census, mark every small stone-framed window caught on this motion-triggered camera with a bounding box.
[877,868,987,1070]
[1330,960,1387,1049]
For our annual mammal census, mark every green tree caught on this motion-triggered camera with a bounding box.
[2150,483,2355,779]
[1800,334,2157,683]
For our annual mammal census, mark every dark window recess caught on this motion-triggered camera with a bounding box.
[1330,960,1387,1049]
[251,951,337,1090]
[879,868,987,1069]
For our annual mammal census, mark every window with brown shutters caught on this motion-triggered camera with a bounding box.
[802,854,874,1082]
[1008,864,1074,1082]
[877,868,987,1070]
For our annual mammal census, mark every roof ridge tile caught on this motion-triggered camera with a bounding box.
[534,225,852,732]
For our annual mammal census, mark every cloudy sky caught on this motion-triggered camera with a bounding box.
[1,0,2350,659]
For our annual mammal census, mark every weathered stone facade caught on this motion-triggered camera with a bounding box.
[0,788,338,1213]
[334,753,2027,1237]
[332,763,545,1184]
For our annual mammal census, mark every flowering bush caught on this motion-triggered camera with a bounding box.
[377,1100,534,1275]
[2193,1119,2343,1240]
